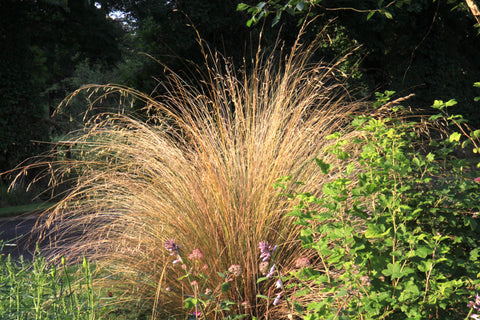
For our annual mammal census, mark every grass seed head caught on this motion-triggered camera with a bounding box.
[29,33,370,318]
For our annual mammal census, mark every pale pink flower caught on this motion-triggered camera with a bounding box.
[259,261,269,275]
[228,264,242,277]
[188,248,204,260]
[295,256,311,268]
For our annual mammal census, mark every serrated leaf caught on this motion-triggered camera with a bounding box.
[382,262,402,279]
[415,246,431,258]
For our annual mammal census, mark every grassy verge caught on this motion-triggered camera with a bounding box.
[0,241,146,320]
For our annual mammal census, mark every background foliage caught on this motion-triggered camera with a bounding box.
[1,0,480,197]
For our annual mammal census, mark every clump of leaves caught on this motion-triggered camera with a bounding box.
[278,96,480,319]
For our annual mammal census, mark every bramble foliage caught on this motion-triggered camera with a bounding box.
[276,95,480,319]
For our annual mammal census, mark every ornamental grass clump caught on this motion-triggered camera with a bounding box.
[17,37,377,318]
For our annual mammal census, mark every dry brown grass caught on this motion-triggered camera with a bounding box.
[15,35,375,318]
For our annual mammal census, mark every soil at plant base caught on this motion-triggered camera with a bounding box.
[0,214,39,261]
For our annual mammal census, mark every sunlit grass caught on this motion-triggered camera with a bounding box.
[17,36,377,318]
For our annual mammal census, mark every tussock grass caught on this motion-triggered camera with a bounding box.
[17,36,376,318]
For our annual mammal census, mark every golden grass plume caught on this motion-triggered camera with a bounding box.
[19,37,374,318]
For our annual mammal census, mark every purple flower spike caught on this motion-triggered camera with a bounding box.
[165,239,180,255]
[275,279,284,289]
[259,241,276,262]
[266,264,276,278]
[273,292,282,306]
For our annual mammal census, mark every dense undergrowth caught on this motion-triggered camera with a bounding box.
[2,35,480,319]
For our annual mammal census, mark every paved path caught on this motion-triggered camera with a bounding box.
[0,214,39,261]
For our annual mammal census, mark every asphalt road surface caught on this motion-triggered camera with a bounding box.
[0,214,39,261]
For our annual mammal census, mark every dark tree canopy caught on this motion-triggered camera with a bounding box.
[2,0,480,177]
[0,0,123,173]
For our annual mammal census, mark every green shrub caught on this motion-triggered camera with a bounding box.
[276,97,480,319]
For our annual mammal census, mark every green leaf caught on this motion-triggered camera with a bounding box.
[346,162,355,175]
[294,301,304,314]
[383,11,393,19]
[221,281,231,293]
[428,114,443,121]
[326,132,342,140]
[315,158,331,174]
[415,246,431,259]
[184,297,197,309]
[445,99,458,107]
[351,116,368,128]
[367,10,375,20]
[382,262,402,279]
[365,225,390,238]
[272,11,282,26]
[257,276,270,283]
[449,132,462,143]
[178,274,189,281]
[470,247,480,261]
[431,100,446,110]
[236,3,249,11]
[296,1,305,11]
[471,130,480,139]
